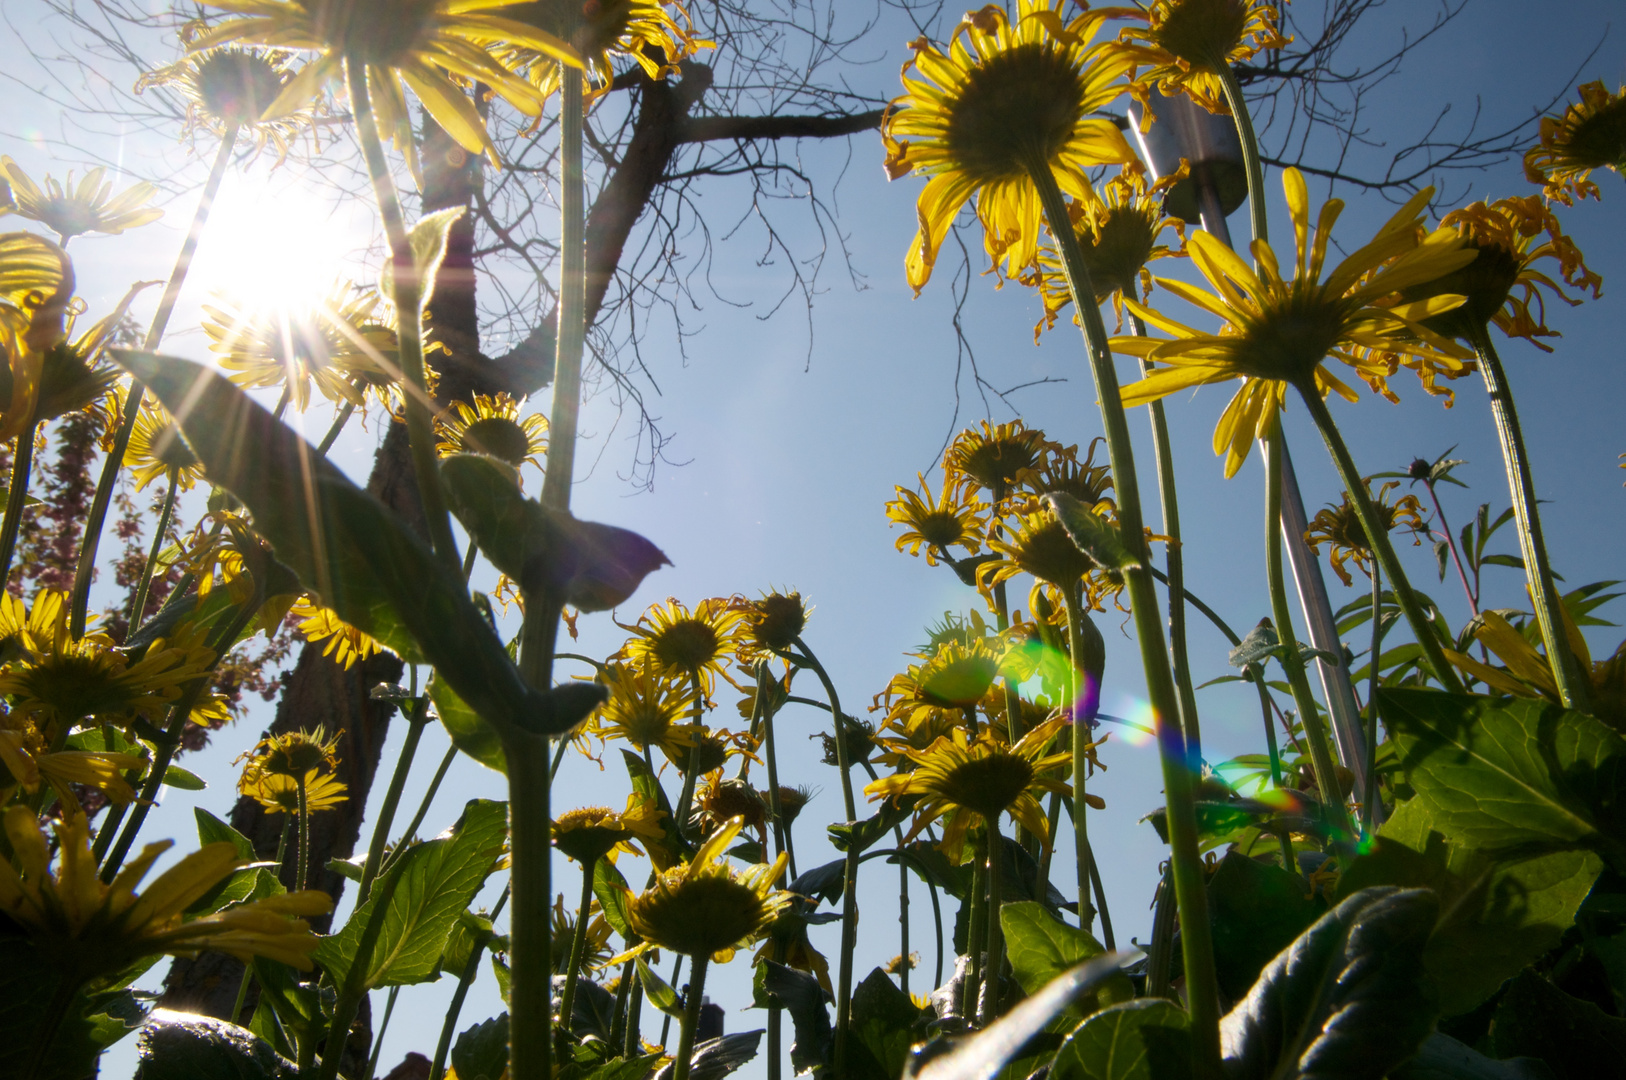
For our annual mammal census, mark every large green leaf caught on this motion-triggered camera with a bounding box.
[1045,493,1138,571]
[592,858,633,939]
[112,349,545,735]
[1390,1033,1555,1080]
[848,967,929,1080]
[678,1032,763,1080]
[1219,887,1437,1080]
[451,1013,509,1080]
[1338,797,1601,1015]
[1488,971,1626,1078]
[1378,689,1626,861]
[755,961,831,1076]
[133,1009,296,1080]
[1000,901,1134,1018]
[441,453,669,612]
[0,937,146,1080]
[1050,999,1191,1080]
[1207,851,1325,1002]
[429,673,507,774]
[313,799,507,989]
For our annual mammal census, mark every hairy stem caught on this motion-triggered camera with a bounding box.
[127,467,179,634]
[359,695,429,903]
[671,954,709,1080]
[0,422,39,584]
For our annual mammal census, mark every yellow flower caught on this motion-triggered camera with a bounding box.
[240,765,349,814]
[617,597,745,695]
[0,806,332,980]
[0,158,163,242]
[502,0,708,103]
[435,392,548,472]
[1030,166,1188,335]
[1024,437,1115,509]
[554,792,666,865]
[590,662,700,757]
[136,33,318,164]
[694,774,768,845]
[1524,80,1626,205]
[551,892,614,974]
[192,0,578,164]
[1445,609,1626,735]
[0,590,216,734]
[1403,194,1602,352]
[290,597,386,669]
[864,715,1075,859]
[0,727,145,806]
[731,591,810,655]
[240,725,342,780]
[886,637,1011,713]
[619,816,791,962]
[0,231,73,442]
[32,284,151,429]
[944,419,1058,499]
[981,502,1098,595]
[126,396,205,492]
[1103,0,1290,113]
[882,0,1140,293]
[1303,479,1426,587]
[203,283,396,411]
[885,473,987,565]
[1112,168,1476,478]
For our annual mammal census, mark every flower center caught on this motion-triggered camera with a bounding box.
[945,43,1087,183]
[13,653,143,724]
[939,752,1035,821]
[1231,288,1348,385]
[955,439,1042,493]
[651,619,722,671]
[196,51,286,127]
[634,874,769,957]
[1012,518,1095,586]
[1079,208,1160,301]
[1409,238,1523,341]
[313,0,439,67]
[1565,92,1626,170]
[43,198,99,240]
[460,416,533,465]
[748,593,806,651]
[1150,0,1250,69]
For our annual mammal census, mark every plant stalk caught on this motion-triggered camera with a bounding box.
[671,954,709,1080]
[542,66,585,513]
[1061,584,1099,933]
[0,422,39,584]
[295,773,310,891]
[1027,157,1221,1076]
[1363,564,1385,834]
[979,818,1004,1026]
[504,732,553,1080]
[557,856,598,1049]
[127,467,179,634]
[359,695,429,903]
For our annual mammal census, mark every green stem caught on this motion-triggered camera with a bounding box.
[791,636,858,1070]
[767,1002,782,1080]
[504,732,552,1080]
[557,856,597,1049]
[430,886,510,1080]
[381,744,456,878]
[127,467,179,634]
[671,954,709,1080]
[1216,63,1268,248]
[1295,384,1465,694]
[898,856,911,999]
[1028,155,1221,1077]
[295,773,310,892]
[70,123,239,638]
[979,817,1004,1026]
[1061,584,1098,933]
[366,986,400,1080]
[275,816,291,887]
[542,66,585,513]
[674,669,705,841]
[230,956,254,1027]
[359,695,429,903]
[1087,843,1115,952]
[660,954,683,1047]
[1145,866,1176,999]
[317,853,411,1080]
[965,838,986,1021]
[608,955,635,1052]
[1363,564,1384,835]
[759,663,797,880]
[1264,427,1354,840]
[316,401,356,457]
[345,57,459,570]
[623,974,645,1058]
[0,422,39,585]
[1469,329,1589,710]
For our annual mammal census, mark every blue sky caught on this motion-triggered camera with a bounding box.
[5,1,1625,1076]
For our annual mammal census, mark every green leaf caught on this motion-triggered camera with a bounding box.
[1488,971,1626,1078]
[576,1052,664,1080]
[161,765,206,790]
[1378,688,1626,859]
[379,206,465,315]
[680,1032,762,1080]
[1051,999,1192,1080]
[248,956,324,1060]
[1207,851,1325,1002]
[429,672,507,774]
[755,961,831,1075]
[636,957,684,1018]
[849,967,928,1080]
[195,809,255,860]
[438,908,495,977]
[1229,621,1280,670]
[1044,492,1139,571]
[829,797,915,854]
[0,937,150,1079]
[112,349,544,735]
[133,1009,296,1080]
[313,799,507,989]
[906,954,1133,1080]
[1390,1033,1556,1080]
[592,858,633,939]
[1000,902,1133,1020]
[441,453,669,612]
[450,1013,509,1080]
[1218,887,1437,1080]
[621,748,682,866]
[1338,797,1601,1015]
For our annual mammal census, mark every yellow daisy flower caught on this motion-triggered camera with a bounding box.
[32,286,149,429]
[0,158,163,242]
[0,727,145,806]
[191,0,579,164]
[731,590,810,655]
[1112,168,1477,477]
[1402,194,1602,353]
[617,597,745,695]
[502,0,708,103]
[240,765,349,814]
[202,283,396,411]
[239,725,342,780]
[882,0,1140,293]
[590,662,700,758]
[125,395,205,492]
[1023,437,1115,508]
[864,715,1075,859]
[1523,80,1626,205]
[982,502,1098,590]
[944,418,1058,499]
[618,816,791,963]
[0,806,333,980]
[290,597,386,669]
[554,792,666,865]
[885,473,987,565]
[1303,479,1426,588]
[0,590,216,734]
[1030,166,1188,335]
[1103,0,1290,114]
[0,232,72,442]
[1445,611,1626,735]
[551,892,614,974]
[136,32,319,165]
[434,392,548,472]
